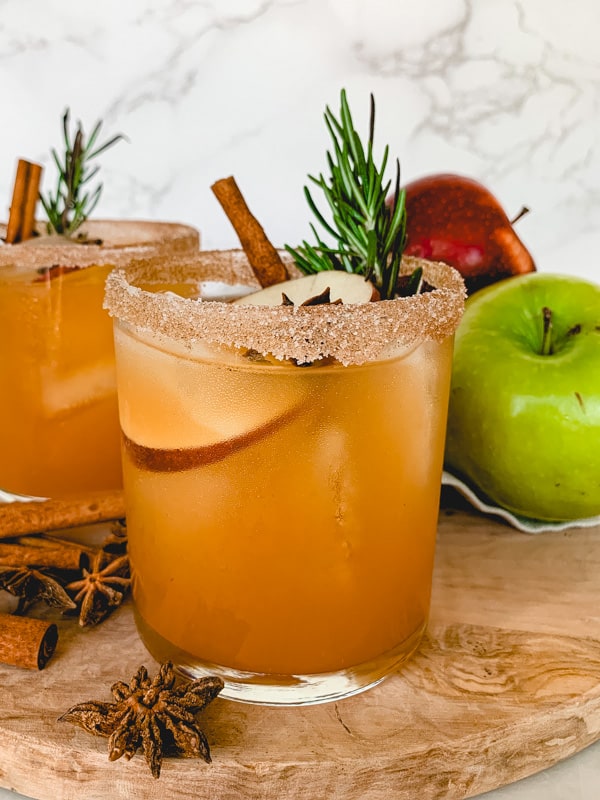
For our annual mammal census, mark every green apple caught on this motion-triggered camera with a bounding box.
[445,272,600,521]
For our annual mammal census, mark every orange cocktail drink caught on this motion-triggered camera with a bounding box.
[0,260,119,498]
[105,251,464,704]
[0,220,199,499]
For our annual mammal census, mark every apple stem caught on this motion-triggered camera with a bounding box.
[511,206,530,225]
[541,306,553,355]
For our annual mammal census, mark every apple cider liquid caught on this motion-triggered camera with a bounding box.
[114,321,454,703]
[0,263,122,498]
[0,221,199,499]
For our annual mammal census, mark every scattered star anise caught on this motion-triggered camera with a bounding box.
[61,662,224,778]
[0,565,75,612]
[66,551,130,627]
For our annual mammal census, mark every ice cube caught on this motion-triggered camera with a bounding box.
[41,361,116,418]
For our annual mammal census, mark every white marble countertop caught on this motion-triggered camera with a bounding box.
[0,738,599,799]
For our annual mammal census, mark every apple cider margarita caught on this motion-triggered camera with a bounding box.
[104,251,464,704]
[0,109,199,499]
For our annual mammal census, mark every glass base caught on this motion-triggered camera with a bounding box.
[134,609,427,706]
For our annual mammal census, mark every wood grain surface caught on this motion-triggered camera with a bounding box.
[0,506,599,800]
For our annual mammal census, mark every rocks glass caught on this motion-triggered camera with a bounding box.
[105,251,464,705]
[0,220,199,499]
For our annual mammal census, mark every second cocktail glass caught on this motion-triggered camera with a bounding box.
[0,220,199,499]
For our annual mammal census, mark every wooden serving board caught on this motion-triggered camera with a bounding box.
[1,504,599,800]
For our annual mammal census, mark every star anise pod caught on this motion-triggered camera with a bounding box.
[60,662,224,778]
[0,565,75,611]
[65,551,130,627]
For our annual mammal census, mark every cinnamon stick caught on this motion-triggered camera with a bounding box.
[5,158,43,244]
[17,533,96,550]
[0,613,58,669]
[211,176,288,287]
[0,542,86,571]
[0,490,126,539]
[17,533,97,559]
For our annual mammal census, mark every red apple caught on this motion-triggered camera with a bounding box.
[401,173,536,293]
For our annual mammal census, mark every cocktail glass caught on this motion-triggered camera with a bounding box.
[105,250,465,705]
[0,220,199,499]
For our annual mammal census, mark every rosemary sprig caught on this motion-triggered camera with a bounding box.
[285,90,409,300]
[39,108,125,238]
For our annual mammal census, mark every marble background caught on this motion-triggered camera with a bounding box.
[0,0,599,282]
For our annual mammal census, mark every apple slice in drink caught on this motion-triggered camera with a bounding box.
[116,325,310,472]
[118,271,378,472]
[233,271,379,306]
[122,402,306,472]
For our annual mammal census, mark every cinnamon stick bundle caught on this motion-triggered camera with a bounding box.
[0,491,126,539]
[5,158,43,244]
[211,176,288,287]
[0,613,58,669]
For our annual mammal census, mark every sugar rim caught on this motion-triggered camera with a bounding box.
[0,220,199,268]
[104,250,466,366]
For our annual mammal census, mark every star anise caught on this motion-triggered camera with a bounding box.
[0,565,75,611]
[66,551,130,626]
[60,662,224,778]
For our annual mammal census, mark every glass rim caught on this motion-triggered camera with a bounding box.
[104,250,466,367]
[0,219,199,269]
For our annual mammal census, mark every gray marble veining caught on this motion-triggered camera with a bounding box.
[0,0,598,281]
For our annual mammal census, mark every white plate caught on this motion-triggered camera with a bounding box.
[442,470,600,534]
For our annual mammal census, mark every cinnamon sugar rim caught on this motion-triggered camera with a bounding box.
[0,220,199,267]
[104,251,466,366]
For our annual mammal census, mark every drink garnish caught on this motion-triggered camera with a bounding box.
[211,175,288,287]
[211,90,423,302]
[232,270,378,307]
[4,159,43,244]
[39,108,125,239]
[282,286,341,306]
[285,89,411,300]
[121,398,305,472]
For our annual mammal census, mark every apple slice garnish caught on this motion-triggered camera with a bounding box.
[119,272,377,473]
[115,321,311,472]
[122,401,304,472]
[233,270,379,306]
